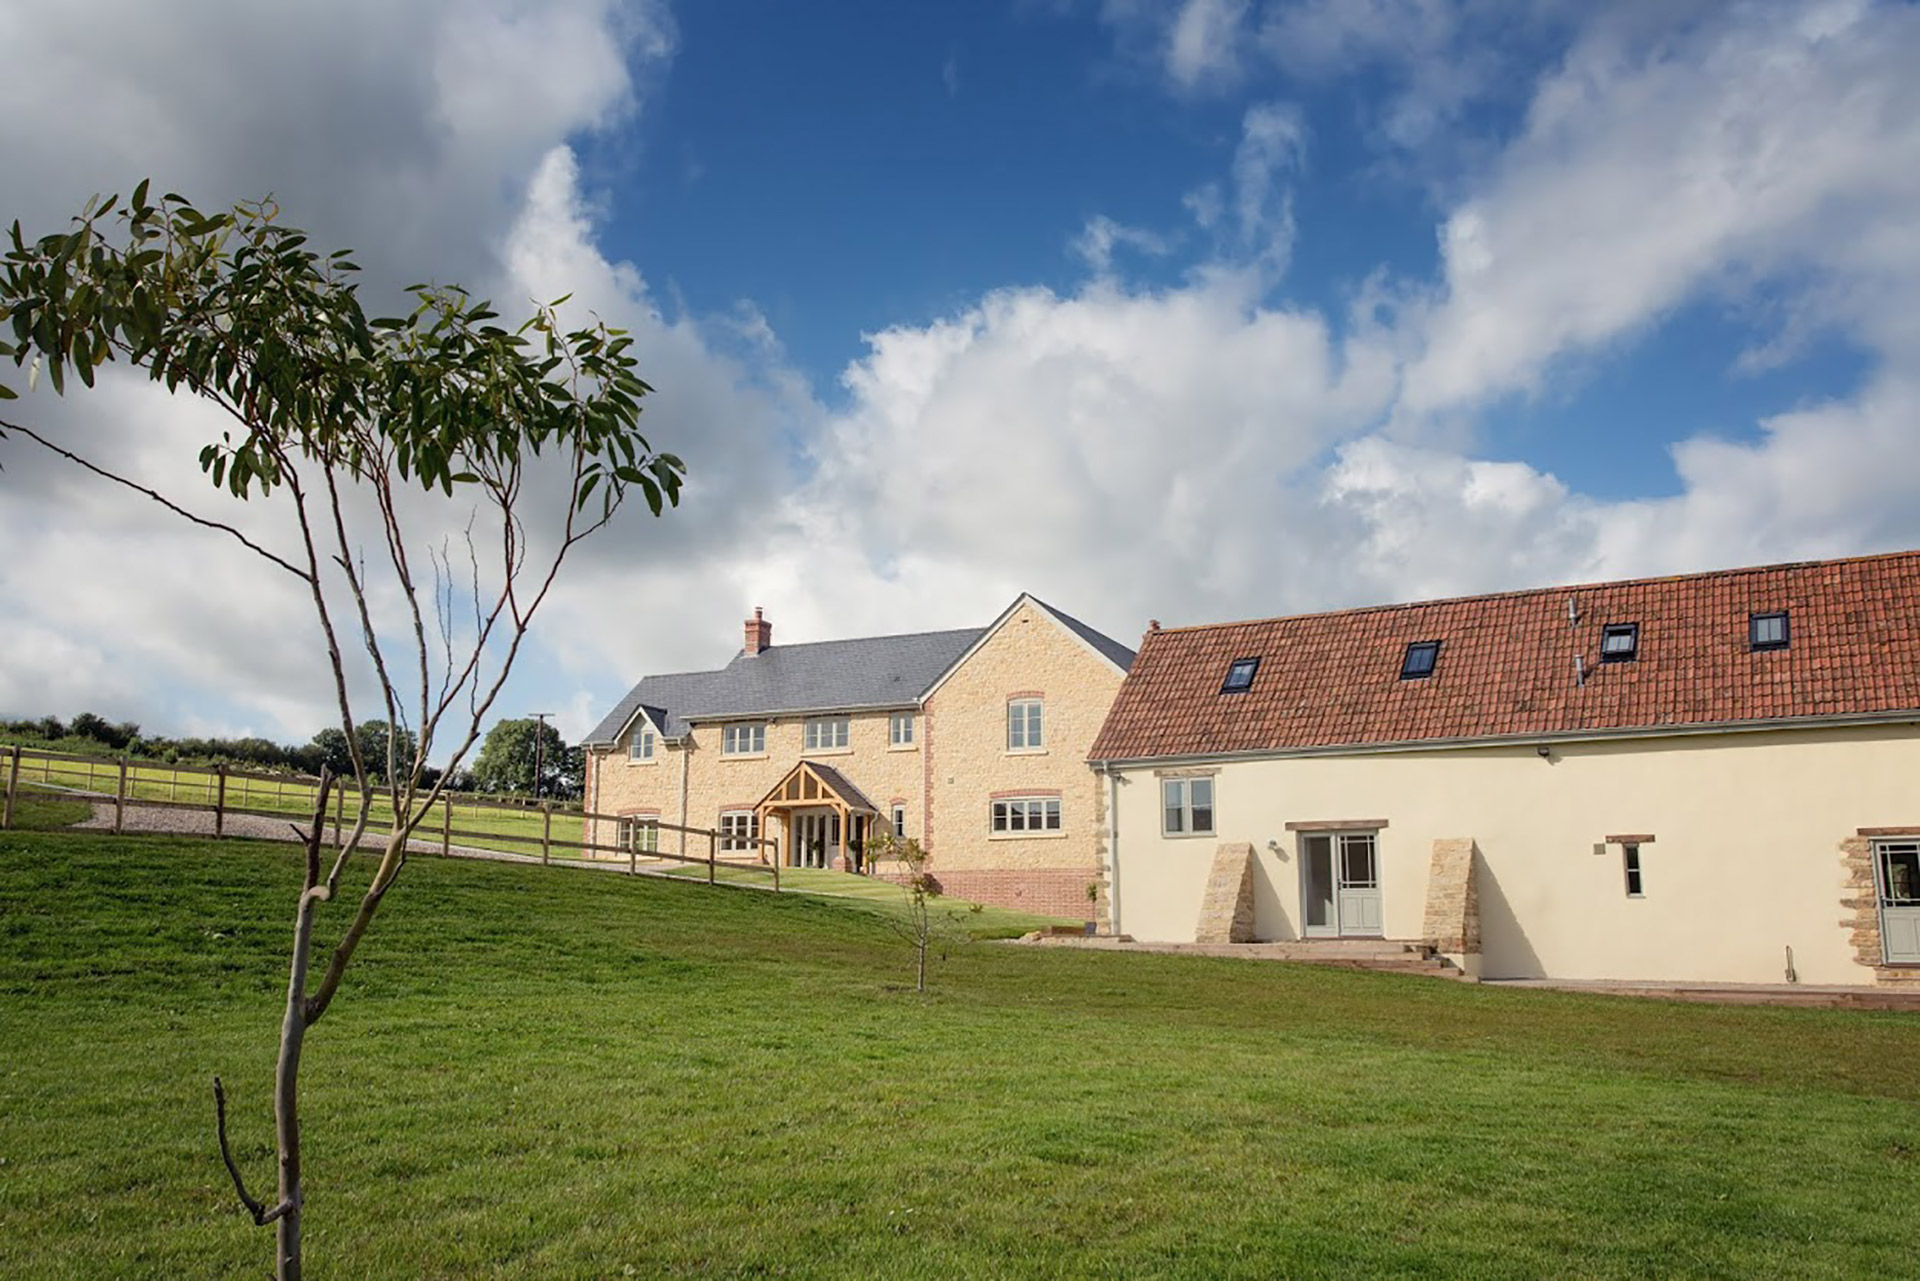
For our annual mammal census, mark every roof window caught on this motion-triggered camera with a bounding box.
[1749,611,1789,651]
[1600,623,1639,663]
[1220,657,1260,694]
[1399,641,1440,680]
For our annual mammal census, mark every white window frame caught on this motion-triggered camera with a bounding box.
[721,722,766,756]
[991,796,1061,834]
[803,716,850,752]
[889,711,916,748]
[1162,777,1215,836]
[719,810,760,852]
[891,804,907,837]
[1623,842,1645,898]
[1007,698,1044,752]
[628,724,656,762]
[617,815,659,853]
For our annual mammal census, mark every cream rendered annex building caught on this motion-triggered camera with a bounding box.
[1088,551,1920,987]
[583,596,1135,919]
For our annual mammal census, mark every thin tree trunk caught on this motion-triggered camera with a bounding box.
[275,890,319,1281]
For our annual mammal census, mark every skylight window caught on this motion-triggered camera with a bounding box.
[1750,611,1789,651]
[1220,657,1260,694]
[1600,623,1640,663]
[1399,641,1440,680]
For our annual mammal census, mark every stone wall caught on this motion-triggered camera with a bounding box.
[1422,837,1480,960]
[924,599,1126,918]
[1194,842,1256,943]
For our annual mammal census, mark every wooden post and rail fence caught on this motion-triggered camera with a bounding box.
[0,743,782,889]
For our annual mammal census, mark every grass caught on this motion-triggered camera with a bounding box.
[1,830,1916,1277]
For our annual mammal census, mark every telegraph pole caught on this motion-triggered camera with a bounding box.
[528,712,554,800]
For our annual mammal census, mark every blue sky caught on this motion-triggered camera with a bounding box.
[3,0,1919,751]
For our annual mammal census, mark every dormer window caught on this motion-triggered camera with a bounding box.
[1600,623,1639,663]
[1750,611,1789,651]
[1220,657,1260,694]
[1399,641,1440,680]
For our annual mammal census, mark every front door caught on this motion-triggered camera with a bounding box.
[791,809,843,870]
[1877,841,1920,964]
[1301,831,1383,938]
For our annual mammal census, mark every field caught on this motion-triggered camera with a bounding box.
[2,825,1918,1277]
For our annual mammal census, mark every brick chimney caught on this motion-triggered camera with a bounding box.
[744,606,773,656]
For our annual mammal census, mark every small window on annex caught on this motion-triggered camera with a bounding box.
[891,804,907,838]
[1007,698,1044,751]
[1399,641,1440,680]
[1623,843,1645,897]
[628,725,655,761]
[1749,611,1789,651]
[1601,623,1640,663]
[1162,777,1215,836]
[1220,657,1260,694]
[804,716,850,751]
[889,711,916,747]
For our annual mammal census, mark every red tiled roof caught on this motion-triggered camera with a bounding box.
[1088,550,1920,762]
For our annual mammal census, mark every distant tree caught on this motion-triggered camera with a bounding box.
[469,716,570,797]
[306,721,416,784]
[0,185,680,1280]
[68,711,112,742]
[36,715,63,740]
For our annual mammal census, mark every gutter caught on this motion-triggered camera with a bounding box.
[1089,709,1920,771]
[1102,764,1122,937]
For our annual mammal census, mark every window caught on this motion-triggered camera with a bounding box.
[1400,641,1440,680]
[1220,657,1260,693]
[1600,623,1639,663]
[803,716,850,751]
[719,810,760,852]
[1622,843,1645,897]
[1750,611,1789,651]
[617,816,659,853]
[628,725,655,761]
[889,711,916,747]
[1162,777,1215,836]
[891,804,906,837]
[1007,698,1044,751]
[721,723,766,756]
[991,796,1061,833]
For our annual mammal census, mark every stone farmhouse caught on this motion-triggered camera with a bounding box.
[1088,550,1920,988]
[582,596,1135,918]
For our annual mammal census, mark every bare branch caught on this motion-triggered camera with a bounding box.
[0,418,311,580]
[213,1077,293,1227]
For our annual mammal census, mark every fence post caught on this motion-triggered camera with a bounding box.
[2,746,19,830]
[541,804,553,866]
[114,756,128,834]
[708,829,717,884]
[169,764,178,803]
[441,797,452,858]
[772,837,780,893]
[214,765,227,839]
[628,823,637,876]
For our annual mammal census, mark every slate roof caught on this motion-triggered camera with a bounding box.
[1089,550,1920,762]
[1037,597,1139,673]
[584,627,984,744]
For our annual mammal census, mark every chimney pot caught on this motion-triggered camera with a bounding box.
[1148,619,1161,632]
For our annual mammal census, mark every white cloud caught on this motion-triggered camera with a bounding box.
[1168,0,1254,90]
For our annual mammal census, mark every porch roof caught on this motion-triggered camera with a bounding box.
[754,759,880,815]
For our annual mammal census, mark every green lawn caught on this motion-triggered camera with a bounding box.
[1,831,1916,1277]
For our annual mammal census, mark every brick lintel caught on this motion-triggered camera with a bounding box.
[1857,826,1920,837]
[1284,819,1389,832]
[1605,833,1657,844]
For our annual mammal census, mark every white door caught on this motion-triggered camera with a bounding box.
[1300,831,1383,937]
[1334,833,1383,937]
[1878,841,1920,964]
